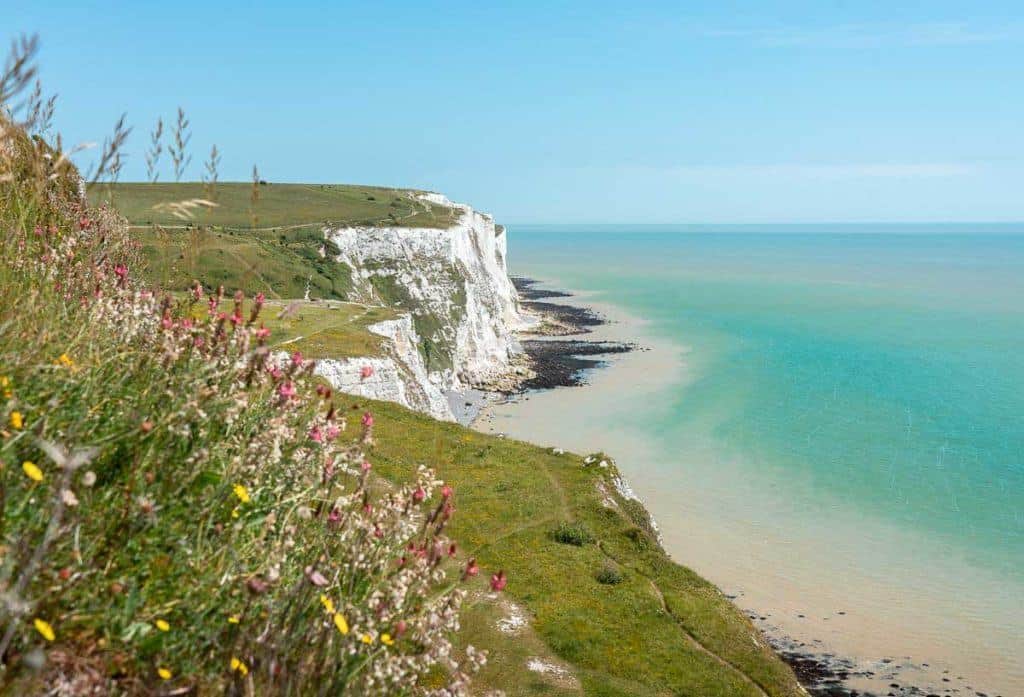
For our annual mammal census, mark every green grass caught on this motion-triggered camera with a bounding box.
[358,397,804,697]
[88,182,459,230]
[259,299,396,359]
[88,183,459,300]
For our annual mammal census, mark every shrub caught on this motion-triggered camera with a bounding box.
[595,562,624,585]
[625,526,652,551]
[552,521,595,546]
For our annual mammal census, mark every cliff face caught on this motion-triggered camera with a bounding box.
[320,194,526,419]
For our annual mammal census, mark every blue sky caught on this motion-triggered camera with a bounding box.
[8,1,1024,223]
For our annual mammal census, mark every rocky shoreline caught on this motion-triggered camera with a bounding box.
[510,276,636,390]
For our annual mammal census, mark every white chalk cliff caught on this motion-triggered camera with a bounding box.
[318,193,528,420]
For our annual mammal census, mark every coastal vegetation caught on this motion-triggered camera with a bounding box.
[1,36,803,695]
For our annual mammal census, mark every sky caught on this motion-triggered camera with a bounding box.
[7,0,1024,223]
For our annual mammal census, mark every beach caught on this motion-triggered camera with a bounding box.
[473,276,1024,697]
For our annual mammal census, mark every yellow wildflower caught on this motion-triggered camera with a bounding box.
[155,619,170,632]
[333,613,349,635]
[231,507,240,519]
[233,484,250,503]
[10,411,23,430]
[157,667,172,680]
[1,376,10,398]
[22,461,43,482]
[55,354,75,369]
[227,614,240,624]
[230,657,249,675]
[33,618,55,642]
[381,633,394,646]
[319,594,335,614]
[360,633,373,645]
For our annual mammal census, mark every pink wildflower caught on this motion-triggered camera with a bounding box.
[304,566,329,587]
[290,351,303,367]
[360,364,374,379]
[448,543,457,558]
[256,324,270,340]
[361,460,372,472]
[489,570,508,592]
[279,381,296,400]
[254,292,265,307]
[463,558,479,578]
[412,487,426,504]
[325,424,341,441]
[441,484,453,500]
[308,425,323,443]
[361,412,374,428]
[327,508,341,525]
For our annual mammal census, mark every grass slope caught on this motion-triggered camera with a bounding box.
[89,182,459,229]
[356,397,803,697]
[88,183,460,299]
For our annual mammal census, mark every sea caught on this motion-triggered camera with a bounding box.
[498,224,1024,695]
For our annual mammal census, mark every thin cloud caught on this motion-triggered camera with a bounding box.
[703,22,1022,48]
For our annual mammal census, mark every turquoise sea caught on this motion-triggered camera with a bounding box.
[506,225,1024,688]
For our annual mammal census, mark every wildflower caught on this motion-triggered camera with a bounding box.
[319,594,335,614]
[22,461,43,482]
[155,619,170,632]
[55,353,75,368]
[361,634,373,645]
[490,570,508,592]
[10,411,23,430]
[333,613,349,635]
[227,615,240,624]
[256,324,271,340]
[441,484,453,499]
[325,424,341,441]
[33,618,55,641]
[278,381,296,400]
[308,425,323,443]
[381,633,394,646]
[254,292,265,307]
[305,567,328,587]
[448,542,457,558]
[360,364,374,379]
[231,507,240,519]
[246,577,270,595]
[233,484,250,503]
[114,264,128,280]
[157,667,172,680]
[230,657,249,675]
[290,351,303,367]
[395,620,407,636]
[360,460,372,472]
[361,411,374,428]
[1,376,11,398]
[140,420,153,433]
[413,487,426,504]
[82,471,96,487]
[60,489,79,507]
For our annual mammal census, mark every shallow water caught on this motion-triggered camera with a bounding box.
[490,225,1024,695]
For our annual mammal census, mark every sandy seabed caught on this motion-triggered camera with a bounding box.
[473,281,1023,697]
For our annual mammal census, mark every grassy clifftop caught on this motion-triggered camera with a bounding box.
[89,182,460,229]
[87,183,462,300]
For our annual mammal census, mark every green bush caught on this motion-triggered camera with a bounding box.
[552,521,595,546]
[595,562,624,585]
